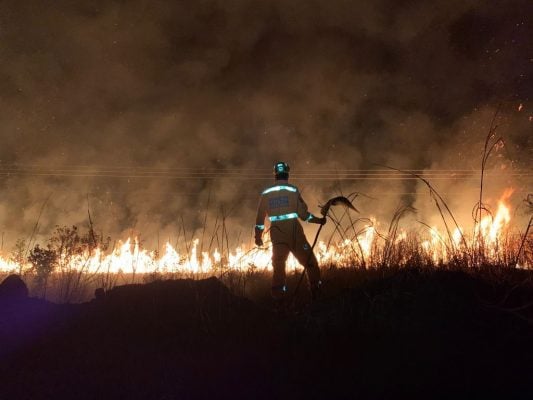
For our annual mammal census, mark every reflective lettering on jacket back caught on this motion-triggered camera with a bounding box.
[268,196,289,210]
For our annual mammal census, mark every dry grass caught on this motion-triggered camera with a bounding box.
[2,122,531,303]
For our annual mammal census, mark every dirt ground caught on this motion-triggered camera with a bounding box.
[1,268,533,400]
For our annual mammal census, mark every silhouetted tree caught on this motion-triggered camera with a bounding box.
[28,244,57,299]
[10,238,27,276]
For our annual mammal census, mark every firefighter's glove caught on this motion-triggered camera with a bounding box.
[255,237,264,247]
[318,217,327,225]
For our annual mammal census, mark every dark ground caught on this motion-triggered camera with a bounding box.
[1,268,532,400]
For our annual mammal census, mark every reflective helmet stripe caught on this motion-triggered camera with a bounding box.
[255,224,265,230]
[274,162,290,175]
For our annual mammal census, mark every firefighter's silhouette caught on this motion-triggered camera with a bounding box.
[255,162,326,302]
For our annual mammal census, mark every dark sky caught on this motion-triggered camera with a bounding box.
[0,0,531,248]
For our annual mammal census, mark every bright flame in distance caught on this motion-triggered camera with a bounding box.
[0,190,525,275]
[420,189,516,264]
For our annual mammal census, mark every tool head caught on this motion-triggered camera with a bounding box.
[320,196,358,216]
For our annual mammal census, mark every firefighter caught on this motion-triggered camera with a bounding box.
[255,161,326,303]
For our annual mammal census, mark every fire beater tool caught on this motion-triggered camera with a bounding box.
[292,196,358,302]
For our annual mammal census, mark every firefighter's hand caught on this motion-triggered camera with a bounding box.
[318,217,327,225]
[255,237,264,247]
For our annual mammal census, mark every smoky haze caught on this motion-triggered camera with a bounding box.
[0,0,531,251]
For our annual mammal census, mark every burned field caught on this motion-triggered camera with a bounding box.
[1,267,533,400]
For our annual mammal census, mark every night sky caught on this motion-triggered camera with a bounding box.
[0,0,531,248]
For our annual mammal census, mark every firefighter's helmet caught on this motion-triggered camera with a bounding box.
[274,161,290,178]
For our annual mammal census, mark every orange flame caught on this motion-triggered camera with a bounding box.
[0,190,522,276]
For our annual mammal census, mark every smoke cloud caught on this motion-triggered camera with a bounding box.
[0,0,531,250]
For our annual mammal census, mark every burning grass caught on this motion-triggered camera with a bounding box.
[0,171,532,303]
[0,188,529,303]
[0,126,531,303]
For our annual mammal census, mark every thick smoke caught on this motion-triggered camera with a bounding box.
[0,0,531,250]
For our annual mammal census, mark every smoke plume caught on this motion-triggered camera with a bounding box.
[0,0,531,250]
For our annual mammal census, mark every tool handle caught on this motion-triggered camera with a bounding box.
[311,223,324,250]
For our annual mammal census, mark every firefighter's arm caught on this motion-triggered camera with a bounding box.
[297,193,326,225]
[254,196,267,246]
